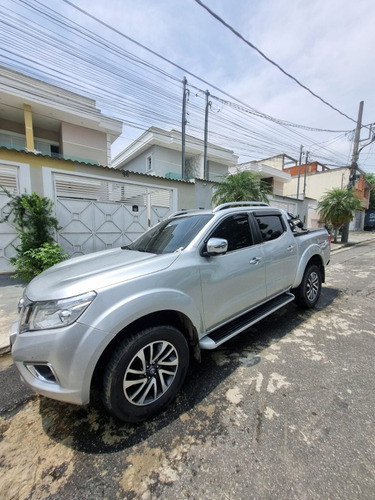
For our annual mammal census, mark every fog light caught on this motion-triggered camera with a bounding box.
[25,363,58,383]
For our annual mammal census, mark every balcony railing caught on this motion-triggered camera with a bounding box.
[0,143,99,165]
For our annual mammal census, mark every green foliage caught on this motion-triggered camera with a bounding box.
[10,243,69,282]
[1,189,61,253]
[0,187,68,281]
[212,171,272,206]
[318,188,362,242]
[365,173,375,209]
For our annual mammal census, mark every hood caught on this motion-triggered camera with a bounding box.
[26,247,180,301]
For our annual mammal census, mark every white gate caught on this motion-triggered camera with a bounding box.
[54,173,173,257]
[0,164,23,272]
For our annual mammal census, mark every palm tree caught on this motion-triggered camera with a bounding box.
[318,188,362,242]
[212,171,272,206]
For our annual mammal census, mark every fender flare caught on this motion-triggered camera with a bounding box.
[292,245,325,289]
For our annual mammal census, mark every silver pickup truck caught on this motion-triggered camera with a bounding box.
[10,202,330,422]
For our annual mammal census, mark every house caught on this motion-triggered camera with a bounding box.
[0,67,197,271]
[112,126,238,182]
[259,154,370,229]
[283,163,370,229]
[0,66,123,168]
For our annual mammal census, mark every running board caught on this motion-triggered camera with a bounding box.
[199,292,295,350]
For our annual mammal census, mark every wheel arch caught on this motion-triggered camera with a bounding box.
[293,253,325,289]
[91,310,200,395]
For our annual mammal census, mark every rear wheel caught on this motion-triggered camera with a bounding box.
[102,325,189,422]
[293,264,322,308]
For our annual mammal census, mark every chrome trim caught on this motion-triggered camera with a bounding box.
[25,362,59,384]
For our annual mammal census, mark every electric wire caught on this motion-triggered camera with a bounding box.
[0,0,366,170]
[193,0,357,125]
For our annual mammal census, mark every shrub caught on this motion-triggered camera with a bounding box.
[10,243,69,282]
[0,188,69,281]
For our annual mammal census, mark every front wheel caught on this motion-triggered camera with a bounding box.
[102,325,190,423]
[293,264,322,309]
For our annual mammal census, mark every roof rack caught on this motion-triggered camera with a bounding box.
[168,208,206,218]
[213,201,269,212]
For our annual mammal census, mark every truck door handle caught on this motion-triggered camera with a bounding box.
[250,257,262,264]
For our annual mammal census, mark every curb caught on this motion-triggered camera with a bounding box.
[330,236,375,252]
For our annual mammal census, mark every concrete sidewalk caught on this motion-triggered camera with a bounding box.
[1,230,375,355]
[329,230,375,252]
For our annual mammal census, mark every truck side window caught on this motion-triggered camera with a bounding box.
[256,215,285,242]
[210,214,253,252]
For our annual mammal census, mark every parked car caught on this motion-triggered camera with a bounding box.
[10,202,330,422]
[364,209,375,231]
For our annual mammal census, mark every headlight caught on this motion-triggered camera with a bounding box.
[19,291,96,332]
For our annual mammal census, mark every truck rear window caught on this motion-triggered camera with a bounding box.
[256,215,285,242]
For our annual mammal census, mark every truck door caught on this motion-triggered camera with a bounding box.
[253,212,298,298]
[199,213,266,330]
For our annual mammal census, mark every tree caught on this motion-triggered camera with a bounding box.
[212,171,272,206]
[365,173,375,209]
[318,188,362,243]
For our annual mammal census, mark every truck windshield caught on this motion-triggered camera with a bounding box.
[126,214,213,254]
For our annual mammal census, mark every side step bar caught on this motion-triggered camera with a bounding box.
[199,292,295,350]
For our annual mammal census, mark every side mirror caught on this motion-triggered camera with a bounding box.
[205,238,228,256]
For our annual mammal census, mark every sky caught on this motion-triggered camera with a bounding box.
[1,0,375,172]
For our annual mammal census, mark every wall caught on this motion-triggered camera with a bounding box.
[154,146,182,178]
[283,168,349,200]
[75,163,196,212]
[0,149,197,212]
[60,122,108,165]
[0,149,74,197]
[120,145,231,182]
[208,161,227,182]
[0,119,25,135]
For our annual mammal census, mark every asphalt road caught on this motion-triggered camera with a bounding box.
[1,242,375,499]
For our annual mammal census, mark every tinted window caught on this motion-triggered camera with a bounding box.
[256,215,285,242]
[210,214,253,252]
[127,215,212,254]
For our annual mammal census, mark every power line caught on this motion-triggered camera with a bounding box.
[60,0,352,135]
[0,0,361,169]
[193,0,358,125]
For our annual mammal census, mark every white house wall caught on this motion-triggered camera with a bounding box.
[60,122,108,165]
[208,161,228,182]
[283,168,349,200]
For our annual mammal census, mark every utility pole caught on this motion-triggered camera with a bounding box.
[349,101,364,186]
[203,90,211,180]
[296,145,303,199]
[303,150,309,197]
[341,101,364,243]
[181,77,188,180]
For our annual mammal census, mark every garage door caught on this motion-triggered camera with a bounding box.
[54,173,173,257]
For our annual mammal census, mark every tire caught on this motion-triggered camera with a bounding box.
[102,325,190,423]
[293,264,322,309]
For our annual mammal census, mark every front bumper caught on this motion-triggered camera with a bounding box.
[11,319,109,405]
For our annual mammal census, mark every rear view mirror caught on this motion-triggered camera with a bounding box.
[206,238,228,256]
